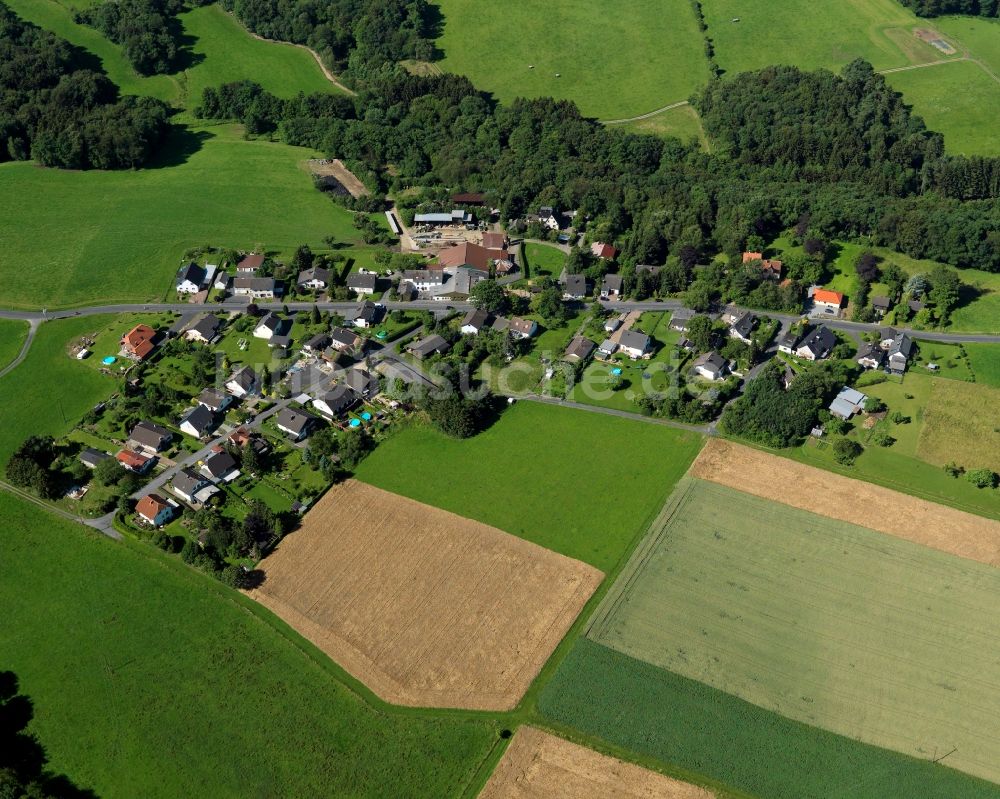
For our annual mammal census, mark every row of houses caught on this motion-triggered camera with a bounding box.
[459,309,537,339]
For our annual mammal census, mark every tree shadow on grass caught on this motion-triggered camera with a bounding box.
[144,123,213,169]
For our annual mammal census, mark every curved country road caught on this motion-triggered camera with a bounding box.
[0,319,38,380]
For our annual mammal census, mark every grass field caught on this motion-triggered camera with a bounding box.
[587,478,1000,782]
[522,242,566,278]
[540,638,1000,799]
[433,0,711,119]
[938,16,1000,75]
[917,378,1000,472]
[0,320,29,371]
[0,1,359,310]
[354,401,703,571]
[615,105,710,148]
[965,343,1000,387]
[0,493,499,798]
[885,60,1000,157]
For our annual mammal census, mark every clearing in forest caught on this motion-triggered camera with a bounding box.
[248,480,603,710]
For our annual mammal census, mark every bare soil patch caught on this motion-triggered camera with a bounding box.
[915,28,957,55]
[306,158,370,197]
[248,480,602,710]
[692,439,1000,567]
[479,726,713,799]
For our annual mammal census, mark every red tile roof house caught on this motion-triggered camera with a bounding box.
[811,288,845,316]
[121,324,156,360]
[742,251,783,280]
[482,231,508,250]
[590,242,618,260]
[136,493,175,527]
[437,242,510,273]
[236,253,266,274]
[116,449,154,474]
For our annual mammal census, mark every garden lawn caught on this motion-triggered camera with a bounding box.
[586,478,1000,784]
[354,401,704,571]
[539,639,1000,799]
[0,493,498,799]
[702,0,946,74]
[885,60,1000,157]
[0,319,29,371]
[965,343,1000,387]
[434,0,711,119]
[522,243,566,278]
[0,316,117,463]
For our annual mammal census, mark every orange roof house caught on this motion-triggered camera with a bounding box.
[812,288,844,306]
[742,251,783,279]
[136,493,172,526]
[482,231,507,250]
[591,242,617,260]
[437,242,508,272]
[121,324,156,360]
[116,450,152,472]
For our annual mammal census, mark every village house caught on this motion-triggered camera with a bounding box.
[562,273,588,301]
[407,334,450,359]
[236,253,265,274]
[178,404,215,439]
[171,468,215,504]
[226,366,259,398]
[811,288,844,316]
[438,242,510,273]
[311,384,359,419]
[742,251,783,280]
[527,206,562,231]
[887,331,913,374]
[729,312,759,345]
[79,447,110,469]
[482,231,507,249]
[343,368,379,398]
[829,386,868,420]
[795,326,836,361]
[276,407,320,441]
[564,336,595,362]
[600,274,623,299]
[506,317,538,339]
[346,272,378,296]
[297,266,331,291]
[233,277,278,299]
[604,317,622,334]
[127,421,172,454]
[185,314,222,345]
[400,270,445,294]
[201,449,240,483]
[328,327,363,353]
[348,301,384,329]
[693,351,728,381]
[253,313,286,340]
[871,296,891,318]
[136,493,175,527]
[121,324,157,361]
[856,342,885,370]
[197,387,234,413]
[619,330,651,360]
[302,332,331,355]
[669,308,695,332]
[176,262,207,294]
[269,333,293,351]
[777,329,800,355]
[117,449,154,474]
[460,308,492,336]
[598,339,618,358]
[591,242,617,261]
[228,427,268,456]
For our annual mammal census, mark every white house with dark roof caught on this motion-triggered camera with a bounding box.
[346,272,378,295]
[795,326,836,361]
[185,314,222,344]
[179,404,215,439]
[297,266,331,290]
[276,407,320,441]
[692,351,728,381]
[226,366,259,398]
[176,263,207,294]
[311,384,359,419]
[618,330,651,359]
[197,387,234,413]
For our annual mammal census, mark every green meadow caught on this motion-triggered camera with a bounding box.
[521,242,566,278]
[434,0,711,119]
[937,15,1000,75]
[588,478,1000,784]
[0,319,29,371]
[0,0,356,310]
[354,401,704,571]
[0,492,498,798]
[965,343,1000,387]
[615,104,710,148]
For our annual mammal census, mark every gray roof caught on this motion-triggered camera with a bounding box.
[234,276,276,291]
[856,342,884,363]
[829,397,859,419]
[891,332,913,357]
[172,468,209,497]
[304,332,331,351]
[129,421,172,449]
[350,301,383,324]
[343,368,378,396]
[228,366,258,392]
[564,336,595,360]
[276,407,318,435]
[778,329,799,347]
[80,447,110,467]
[297,266,331,286]
[878,327,897,341]
[329,327,361,348]
[346,272,378,290]
[203,450,237,479]
[872,296,891,309]
[619,329,650,352]
[731,313,758,339]
[462,308,491,329]
[197,387,231,410]
[798,326,836,356]
[177,262,206,286]
[408,334,450,358]
[188,314,221,340]
[256,313,282,333]
[401,269,444,286]
[602,274,623,292]
[693,351,726,371]
[314,384,359,416]
[180,404,215,435]
[563,274,587,296]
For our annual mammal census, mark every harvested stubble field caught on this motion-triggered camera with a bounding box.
[479,726,713,799]
[917,378,1000,474]
[693,438,1000,567]
[248,480,603,710]
[588,477,1000,784]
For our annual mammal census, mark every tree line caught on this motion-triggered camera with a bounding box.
[896,0,999,16]
[0,3,170,169]
[196,58,1000,273]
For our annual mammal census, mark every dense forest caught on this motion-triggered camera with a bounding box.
[0,3,170,169]
[196,60,1000,272]
[897,0,999,16]
[222,0,433,75]
[75,0,207,76]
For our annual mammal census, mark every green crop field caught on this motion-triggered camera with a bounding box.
[539,638,1000,799]
[0,1,361,310]
[433,0,711,120]
[885,60,1000,157]
[0,319,29,371]
[917,378,1000,473]
[354,401,703,571]
[0,493,498,798]
[965,343,1000,387]
[587,478,1000,783]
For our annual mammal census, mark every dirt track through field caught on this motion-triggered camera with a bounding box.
[692,439,1000,567]
[248,480,602,710]
[479,726,713,799]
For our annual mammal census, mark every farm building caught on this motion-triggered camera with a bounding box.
[829,386,868,420]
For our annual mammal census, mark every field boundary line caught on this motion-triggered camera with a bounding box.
[602,100,689,125]
[584,477,695,640]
